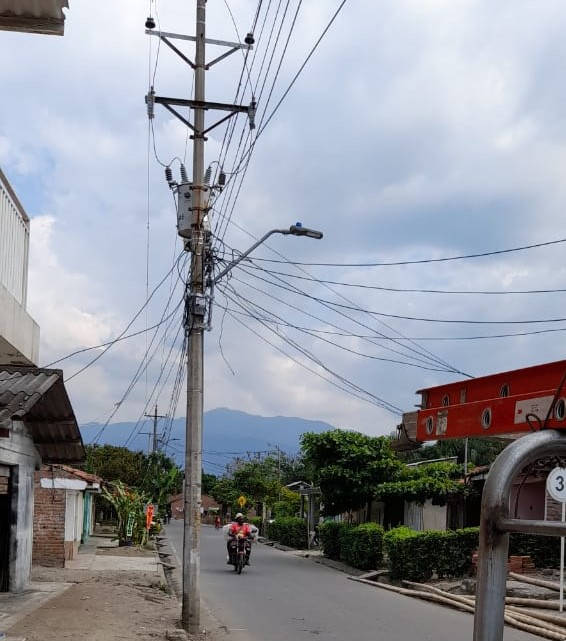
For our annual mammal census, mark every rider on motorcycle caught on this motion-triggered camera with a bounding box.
[227,513,252,565]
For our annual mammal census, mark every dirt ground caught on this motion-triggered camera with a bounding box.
[8,566,206,641]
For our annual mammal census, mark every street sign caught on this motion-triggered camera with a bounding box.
[547,468,566,503]
[238,495,246,508]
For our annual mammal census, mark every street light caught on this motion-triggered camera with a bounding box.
[213,222,323,284]
[183,221,322,631]
[289,223,324,239]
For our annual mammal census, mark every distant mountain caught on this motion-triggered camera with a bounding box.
[79,407,334,474]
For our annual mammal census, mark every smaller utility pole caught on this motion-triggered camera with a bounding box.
[144,405,168,453]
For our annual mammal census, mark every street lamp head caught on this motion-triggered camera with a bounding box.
[289,223,324,240]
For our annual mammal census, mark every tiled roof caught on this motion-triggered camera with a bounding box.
[0,366,84,463]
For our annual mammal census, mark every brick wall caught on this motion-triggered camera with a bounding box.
[32,468,66,567]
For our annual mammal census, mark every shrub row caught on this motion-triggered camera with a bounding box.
[383,527,479,582]
[319,521,384,570]
[305,521,561,578]
[266,517,308,549]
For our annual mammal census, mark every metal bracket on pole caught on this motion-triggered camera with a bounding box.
[474,429,566,641]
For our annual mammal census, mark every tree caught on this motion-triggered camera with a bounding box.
[375,461,471,506]
[84,444,146,487]
[101,481,150,546]
[85,445,183,518]
[301,429,403,517]
[400,437,507,468]
[209,477,240,516]
[202,472,218,495]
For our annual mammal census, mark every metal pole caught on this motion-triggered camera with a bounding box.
[474,430,566,641]
[561,501,565,612]
[182,0,206,633]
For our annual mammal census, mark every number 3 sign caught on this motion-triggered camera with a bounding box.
[547,468,566,503]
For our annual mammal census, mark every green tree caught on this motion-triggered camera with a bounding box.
[202,471,218,495]
[209,477,240,516]
[376,461,471,506]
[400,438,507,467]
[301,429,403,517]
[84,444,145,487]
[85,445,183,518]
[139,452,183,517]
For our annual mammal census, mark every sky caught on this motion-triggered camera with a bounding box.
[3,0,566,443]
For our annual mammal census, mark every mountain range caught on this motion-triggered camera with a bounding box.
[79,407,335,475]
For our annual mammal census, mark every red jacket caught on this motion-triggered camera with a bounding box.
[229,522,251,537]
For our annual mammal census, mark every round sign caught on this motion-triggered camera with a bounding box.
[547,467,566,503]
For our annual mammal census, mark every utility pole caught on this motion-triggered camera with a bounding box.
[145,5,322,633]
[144,405,168,453]
[145,5,255,634]
[185,0,206,632]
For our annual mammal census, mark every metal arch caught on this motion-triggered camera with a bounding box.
[474,429,566,641]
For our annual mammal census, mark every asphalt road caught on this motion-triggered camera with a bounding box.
[166,520,538,641]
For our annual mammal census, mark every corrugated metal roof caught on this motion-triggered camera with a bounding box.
[0,366,84,463]
[0,0,68,35]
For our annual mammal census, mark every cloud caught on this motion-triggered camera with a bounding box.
[3,0,566,441]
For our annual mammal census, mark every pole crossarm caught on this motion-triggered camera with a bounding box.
[145,30,251,70]
[153,96,249,135]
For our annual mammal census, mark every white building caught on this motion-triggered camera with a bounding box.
[0,167,84,593]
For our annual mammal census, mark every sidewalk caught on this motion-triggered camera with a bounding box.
[0,535,204,641]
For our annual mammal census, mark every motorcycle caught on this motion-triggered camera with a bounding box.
[229,532,250,574]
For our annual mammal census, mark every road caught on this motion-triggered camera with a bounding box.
[165,519,538,641]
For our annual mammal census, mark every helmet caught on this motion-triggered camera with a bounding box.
[235,512,244,522]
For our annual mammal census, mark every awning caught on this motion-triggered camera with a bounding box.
[0,0,68,36]
[0,366,85,463]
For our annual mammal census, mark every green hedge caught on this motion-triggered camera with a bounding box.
[320,522,563,578]
[340,523,384,570]
[249,516,263,530]
[319,521,352,560]
[384,527,479,581]
[266,517,308,549]
[510,533,560,569]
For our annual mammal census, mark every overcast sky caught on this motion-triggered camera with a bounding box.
[3,0,566,442]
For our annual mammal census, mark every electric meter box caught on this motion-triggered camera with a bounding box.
[177,182,192,239]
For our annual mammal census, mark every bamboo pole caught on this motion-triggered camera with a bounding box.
[508,572,561,592]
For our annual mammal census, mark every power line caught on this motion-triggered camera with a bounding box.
[245,236,566,267]
[240,264,566,296]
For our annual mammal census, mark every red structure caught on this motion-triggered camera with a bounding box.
[412,359,566,442]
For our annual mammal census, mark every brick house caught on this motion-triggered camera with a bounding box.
[33,465,101,567]
[169,492,220,523]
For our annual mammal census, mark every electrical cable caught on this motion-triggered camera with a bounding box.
[240,264,566,296]
[232,258,468,374]
[246,236,566,268]
[218,281,402,414]
[220,279,459,373]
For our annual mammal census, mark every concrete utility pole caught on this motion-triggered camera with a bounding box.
[184,0,206,632]
[145,5,322,634]
[143,405,168,453]
[146,5,254,634]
